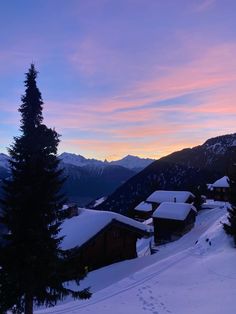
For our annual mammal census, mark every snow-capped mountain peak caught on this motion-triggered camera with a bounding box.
[110,155,155,170]
[203,133,236,155]
[59,152,155,170]
[59,152,104,168]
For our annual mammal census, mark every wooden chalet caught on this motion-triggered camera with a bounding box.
[146,190,195,211]
[208,176,230,201]
[60,208,150,278]
[134,201,153,221]
[152,202,197,244]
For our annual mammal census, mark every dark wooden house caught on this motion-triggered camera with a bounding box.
[60,208,150,278]
[146,190,195,211]
[134,201,153,221]
[152,202,197,244]
[208,176,230,201]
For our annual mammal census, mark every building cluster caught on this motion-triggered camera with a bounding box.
[134,190,197,243]
[60,176,229,274]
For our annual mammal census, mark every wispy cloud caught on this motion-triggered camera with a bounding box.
[193,0,216,12]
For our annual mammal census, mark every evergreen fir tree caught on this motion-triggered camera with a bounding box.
[0,65,90,314]
[223,147,236,245]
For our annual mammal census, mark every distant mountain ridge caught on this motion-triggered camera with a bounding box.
[58,153,155,204]
[60,162,136,206]
[97,133,236,215]
[160,133,236,172]
[1,133,236,208]
[0,152,152,205]
[59,152,155,170]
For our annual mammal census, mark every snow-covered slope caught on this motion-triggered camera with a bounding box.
[36,204,236,314]
[0,153,9,169]
[203,133,236,155]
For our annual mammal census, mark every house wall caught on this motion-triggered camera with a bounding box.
[134,210,152,221]
[213,187,230,201]
[153,211,196,244]
[186,195,195,204]
[66,223,139,278]
[145,202,159,211]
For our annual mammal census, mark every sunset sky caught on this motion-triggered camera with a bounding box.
[0,0,236,160]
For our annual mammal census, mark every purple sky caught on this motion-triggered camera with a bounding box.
[0,0,236,160]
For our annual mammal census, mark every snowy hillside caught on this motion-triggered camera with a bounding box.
[99,133,236,214]
[203,133,236,155]
[36,204,236,314]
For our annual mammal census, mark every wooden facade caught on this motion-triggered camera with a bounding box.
[133,201,153,221]
[65,220,148,279]
[208,176,230,201]
[211,187,230,201]
[153,211,196,244]
[133,209,152,221]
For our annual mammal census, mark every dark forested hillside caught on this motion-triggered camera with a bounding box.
[98,133,236,215]
[61,163,136,205]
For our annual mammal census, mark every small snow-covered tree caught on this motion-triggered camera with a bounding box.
[0,65,90,314]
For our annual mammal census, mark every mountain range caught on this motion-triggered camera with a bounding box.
[59,152,154,171]
[0,153,155,205]
[1,133,236,209]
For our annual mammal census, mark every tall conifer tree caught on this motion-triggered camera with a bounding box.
[0,65,90,314]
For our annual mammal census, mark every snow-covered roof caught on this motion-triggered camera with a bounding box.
[134,201,152,212]
[211,176,229,188]
[152,202,197,221]
[60,208,150,250]
[146,190,195,204]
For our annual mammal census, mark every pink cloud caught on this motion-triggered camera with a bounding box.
[45,40,236,159]
[4,39,234,160]
[193,0,216,12]
[69,37,123,78]
[71,42,236,115]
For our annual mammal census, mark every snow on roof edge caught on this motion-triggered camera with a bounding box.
[152,202,197,221]
[60,208,150,250]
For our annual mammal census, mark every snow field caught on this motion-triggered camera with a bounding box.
[36,204,236,314]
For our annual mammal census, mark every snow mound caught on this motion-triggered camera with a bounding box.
[194,212,231,256]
